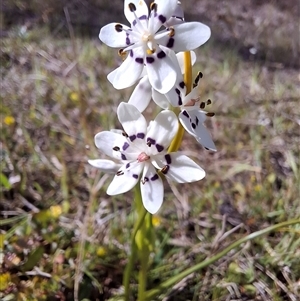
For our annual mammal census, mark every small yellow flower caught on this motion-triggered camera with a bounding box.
[152,215,161,227]
[254,184,262,192]
[49,205,62,218]
[96,247,106,257]
[70,92,80,103]
[0,272,11,291]
[4,116,15,126]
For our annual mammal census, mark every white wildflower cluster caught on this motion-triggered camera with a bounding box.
[89,0,216,214]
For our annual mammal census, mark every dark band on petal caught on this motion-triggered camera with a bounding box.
[195,71,203,85]
[121,154,127,160]
[132,174,139,179]
[146,57,155,64]
[129,134,136,142]
[178,96,182,106]
[117,170,124,176]
[175,88,180,95]
[130,50,134,57]
[135,57,144,64]
[166,38,174,48]
[158,15,167,23]
[137,132,145,139]
[156,144,164,152]
[126,162,131,169]
[157,51,166,59]
[126,34,131,45]
[179,81,185,89]
[182,110,189,118]
[192,122,196,129]
[113,146,120,151]
[151,174,159,181]
[132,15,147,26]
[123,142,130,151]
[147,137,156,146]
[165,154,172,164]
[195,116,199,126]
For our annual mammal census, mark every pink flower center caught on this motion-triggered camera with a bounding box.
[137,152,150,162]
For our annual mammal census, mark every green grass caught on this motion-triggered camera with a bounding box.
[1,19,299,301]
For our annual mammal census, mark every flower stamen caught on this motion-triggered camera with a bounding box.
[168,27,175,37]
[150,2,157,12]
[115,24,123,32]
[128,3,136,12]
[160,165,169,174]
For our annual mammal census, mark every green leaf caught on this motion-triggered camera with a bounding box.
[21,246,45,271]
[0,173,11,190]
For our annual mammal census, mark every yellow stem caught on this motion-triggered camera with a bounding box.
[168,51,192,152]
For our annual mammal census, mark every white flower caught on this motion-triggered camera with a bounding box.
[128,51,217,151]
[99,0,211,93]
[179,103,217,152]
[89,103,205,214]
[155,69,217,151]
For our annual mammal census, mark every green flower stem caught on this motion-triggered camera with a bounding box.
[136,196,153,300]
[138,247,148,300]
[123,186,147,301]
[124,51,193,299]
[168,51,192,152]
[124,185,154,301]
[144,218,300,300]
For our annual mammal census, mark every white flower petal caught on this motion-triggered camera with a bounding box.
[165,2,185,27]
[195,126,217,151]
[117,103,147,140]
[157,22,211,52]
[182,86,199,105]
[152,88,169,109]
[176,51,196,74]
[146,110,178,153]
[128,76,152,112]
[107,163,143,195]
[179,110,216,151]
[150,0,178,33]
[94,131,125,158]
[145,48,177,93]
[107,50,144,90]
[156,153,206,183]
[99,23,129,48]
[140,164,164,214]
[124,0,149,24]
[88,159,121,173]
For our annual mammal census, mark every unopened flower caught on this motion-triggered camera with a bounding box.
[99,0,211,93]
[89,103,205,214]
